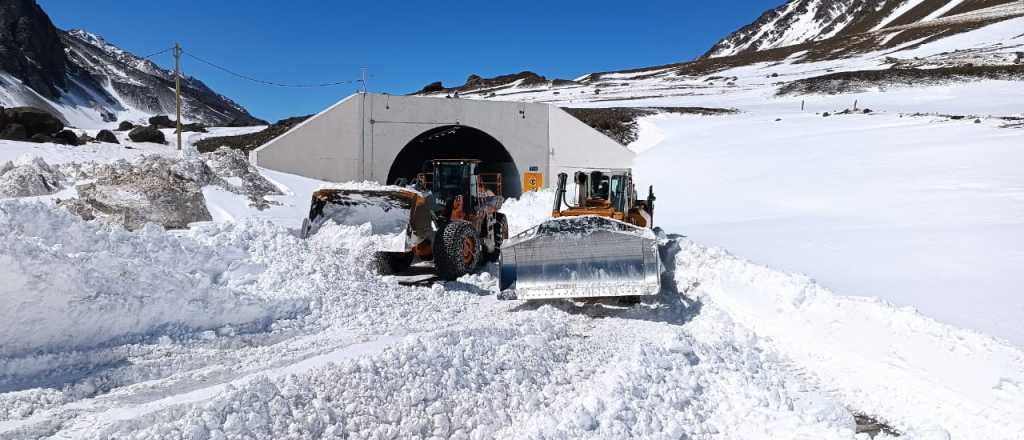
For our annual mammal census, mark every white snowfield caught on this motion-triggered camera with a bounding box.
[1,16,1023,440]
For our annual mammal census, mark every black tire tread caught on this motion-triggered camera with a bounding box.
[433,220,480,280]
[484,213,508,263]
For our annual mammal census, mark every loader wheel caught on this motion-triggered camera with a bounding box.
[434,220,481,280]
[484,213,508,263]
[374,251,413,275]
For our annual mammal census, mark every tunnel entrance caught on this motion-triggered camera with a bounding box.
[386,125,522,197]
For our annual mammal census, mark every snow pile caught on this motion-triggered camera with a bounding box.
[49,149,285,230]
[60,155,212,230]
[201,147,282,208]
[500,189,555,235]
[674,238,1024,438]
[90,308,861,440]
[0,156,64,198]
[0,202,308,359]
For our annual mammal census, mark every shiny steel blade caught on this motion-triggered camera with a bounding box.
[499,216,661,300]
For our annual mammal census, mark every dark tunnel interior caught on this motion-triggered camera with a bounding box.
[386,125,523,197]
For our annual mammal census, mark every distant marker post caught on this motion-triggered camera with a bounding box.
[174,42,182,151]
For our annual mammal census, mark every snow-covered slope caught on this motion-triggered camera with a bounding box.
[704,0,1023,58]
[417,3,1024,102]
[59,30,265,128]
[0,0,264,129]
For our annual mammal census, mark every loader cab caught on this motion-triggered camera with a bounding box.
[574,170,632,211]
[431,159,478,214]
[417,159,504,221]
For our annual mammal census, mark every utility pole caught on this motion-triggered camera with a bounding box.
[174,42,182,150]
[360,67,368,93]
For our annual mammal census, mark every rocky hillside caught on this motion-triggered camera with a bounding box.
[414,1,1023,106]
[704,0,1022,58]
[0,0,264,128]
[413,71,577,97]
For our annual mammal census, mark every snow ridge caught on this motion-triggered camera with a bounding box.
[705,0,1021,58]
[0,202,307,359]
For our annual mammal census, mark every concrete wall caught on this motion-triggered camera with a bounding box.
[363,94,550,185]
[547,106,636,181]
[251,94,362,181]
[252,93,635,195]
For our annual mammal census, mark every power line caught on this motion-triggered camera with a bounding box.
[182,49,359,88]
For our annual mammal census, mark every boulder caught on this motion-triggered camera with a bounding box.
[128,125,166,144]
[117,120,135,131]
[96,129,119,143]
[5,107,63,136]
[148,115,175,129]
[52,129,80,146]
[181,122,207,133]
[0,123,27,141]
[30,133,54,143]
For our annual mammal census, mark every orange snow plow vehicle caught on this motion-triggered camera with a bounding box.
[302,159,507,280]
[498,169,661,301]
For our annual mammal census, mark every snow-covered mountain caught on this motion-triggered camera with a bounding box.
[705,0,1023,58]
[415,1,1024,104]
[0,0,264,128]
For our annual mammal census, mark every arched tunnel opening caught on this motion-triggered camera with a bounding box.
[386,125,523,197]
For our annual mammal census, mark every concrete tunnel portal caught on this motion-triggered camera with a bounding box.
[386,125,522,197]
[251,93,637,198]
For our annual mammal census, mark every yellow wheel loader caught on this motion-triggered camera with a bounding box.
[498,169,661,301]
[301,159,507,281]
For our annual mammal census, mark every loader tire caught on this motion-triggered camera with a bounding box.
[374,251,413,275]
[484,213,508,263]
[434,220,481,281]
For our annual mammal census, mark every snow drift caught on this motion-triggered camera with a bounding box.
[0,202,307,359]
[675,238,1024,438]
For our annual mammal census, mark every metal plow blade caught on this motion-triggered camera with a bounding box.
[499,216,661,300]
[301,188,420,238]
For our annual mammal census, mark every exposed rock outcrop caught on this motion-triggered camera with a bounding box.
[0,0,266,127]
[195,115,308,153]
[3,107,63,137]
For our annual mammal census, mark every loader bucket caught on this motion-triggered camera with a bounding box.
[301,188,423,238]
[498,216,661,300]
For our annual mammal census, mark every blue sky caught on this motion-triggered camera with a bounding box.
[39,0,780,122]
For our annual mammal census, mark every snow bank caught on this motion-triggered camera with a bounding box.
[88,308,860,440]
[675,238,1024,438]
[0,202,307,359]
[500,189,555,235]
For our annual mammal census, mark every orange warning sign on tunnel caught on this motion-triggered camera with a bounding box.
[524,172,544,192]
